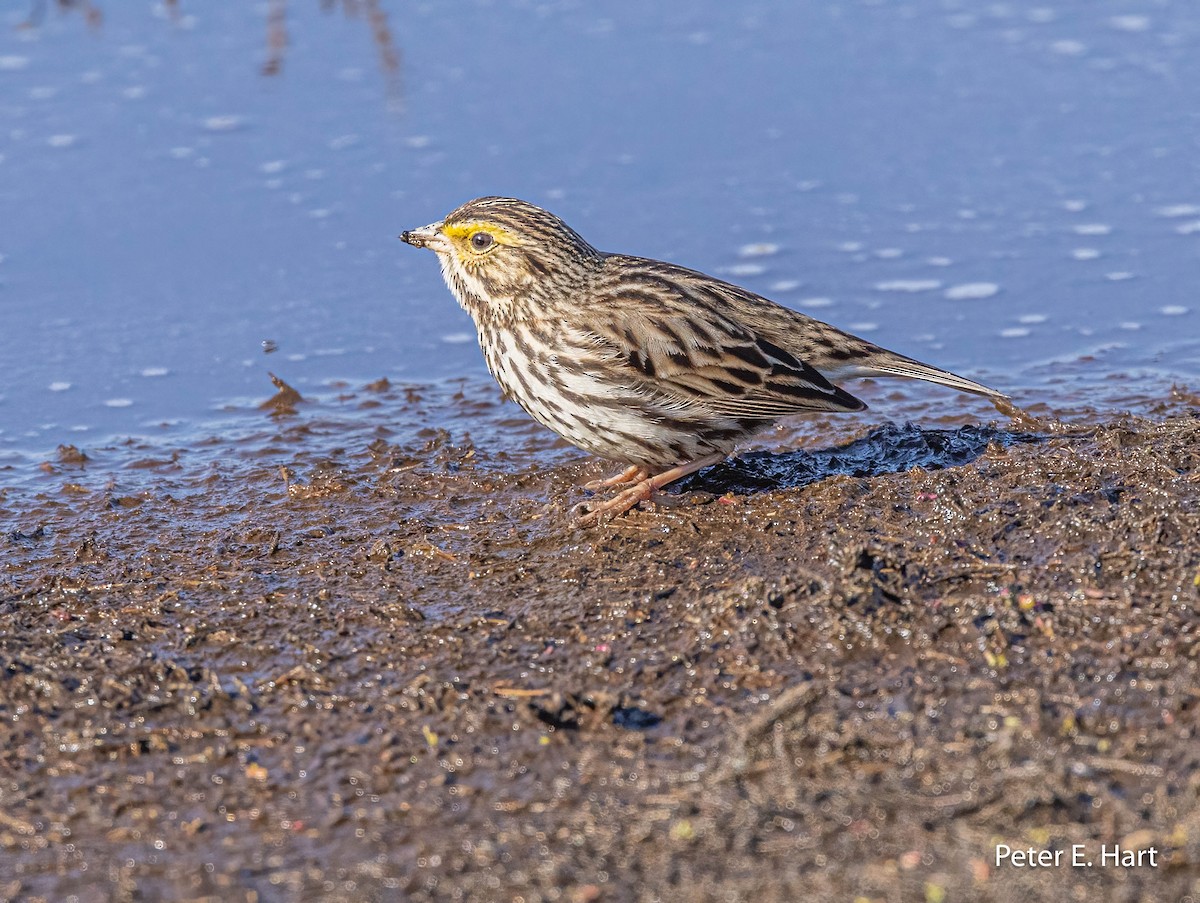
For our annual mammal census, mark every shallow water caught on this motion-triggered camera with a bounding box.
[1,0,1197,479]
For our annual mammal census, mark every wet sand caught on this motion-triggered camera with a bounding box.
[2,380,1199,901]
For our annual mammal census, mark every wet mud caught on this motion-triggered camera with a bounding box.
[2,380,1199,902]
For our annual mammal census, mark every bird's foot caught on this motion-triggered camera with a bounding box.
[583,464,646,490]
[576,479,657,526]
[574,453,726,526]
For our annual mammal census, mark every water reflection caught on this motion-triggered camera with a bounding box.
[261,0,401,102]
[22,0,402,93]
[21,1,104,30]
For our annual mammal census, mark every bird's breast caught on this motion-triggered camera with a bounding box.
[474,322,759,468]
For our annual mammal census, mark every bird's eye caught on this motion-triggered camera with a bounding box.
[470,231,495,251]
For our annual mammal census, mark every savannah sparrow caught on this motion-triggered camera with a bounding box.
[400,197,1005,524]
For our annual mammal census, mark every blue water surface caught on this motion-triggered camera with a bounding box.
[0,0,1197,465]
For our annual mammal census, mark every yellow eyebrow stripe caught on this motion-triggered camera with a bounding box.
[442,221,519,245]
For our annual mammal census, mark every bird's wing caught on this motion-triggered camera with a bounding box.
[577,257,866,417]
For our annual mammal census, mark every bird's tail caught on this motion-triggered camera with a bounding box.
[830,352,1007,400]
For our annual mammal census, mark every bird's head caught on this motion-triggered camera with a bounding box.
[400,197,601,319]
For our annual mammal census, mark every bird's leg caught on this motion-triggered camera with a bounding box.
[576,453,726,526]
[583,464,645,490]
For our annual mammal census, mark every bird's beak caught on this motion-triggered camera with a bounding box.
[399,221,447,251]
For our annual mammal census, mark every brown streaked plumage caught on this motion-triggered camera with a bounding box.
[400,197,1006,524]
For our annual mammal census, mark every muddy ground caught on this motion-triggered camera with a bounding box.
[1,380,1198,902]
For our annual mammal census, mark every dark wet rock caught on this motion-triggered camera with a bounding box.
[682,422,1041,494]
[612,705,662,730]
[55,444,89,465]
[259,371,305,416]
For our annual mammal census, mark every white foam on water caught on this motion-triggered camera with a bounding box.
[1154,204,1200,218]
[722,263,767,277]
[203,115,245,132]
[1109,15,1150,33]
[875,280,942,293]
[1051,39,1087,56]
[738,242,779,258]
[944,282,999,301]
